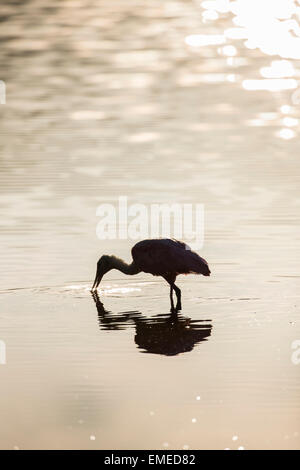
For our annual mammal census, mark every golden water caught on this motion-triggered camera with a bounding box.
[0,0,300,449]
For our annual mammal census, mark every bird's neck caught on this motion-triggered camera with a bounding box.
[109,256,140,275]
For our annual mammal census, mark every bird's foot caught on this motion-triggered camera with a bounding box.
[170,304,181,314]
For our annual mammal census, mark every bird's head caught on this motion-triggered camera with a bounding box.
[91,255,112,291]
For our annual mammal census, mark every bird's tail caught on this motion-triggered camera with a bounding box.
[188,252,211,276]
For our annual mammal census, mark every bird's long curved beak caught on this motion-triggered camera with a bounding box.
[91,267,103,291]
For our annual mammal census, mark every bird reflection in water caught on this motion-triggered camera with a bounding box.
[92,292,212,356]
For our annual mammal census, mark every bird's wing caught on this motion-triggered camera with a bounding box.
[132,239,172,274]
[132,239,210,276]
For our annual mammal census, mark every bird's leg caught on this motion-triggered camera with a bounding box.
[169,284,175,312]
[173,284,182,311]
[163,275,177,313]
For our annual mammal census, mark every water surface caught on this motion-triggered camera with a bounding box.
[0,0,300,450]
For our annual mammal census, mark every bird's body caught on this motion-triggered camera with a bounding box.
[92,238,210,311]
[132,238,209,277]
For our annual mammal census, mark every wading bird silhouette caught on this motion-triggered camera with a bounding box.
[91,238,211,311]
